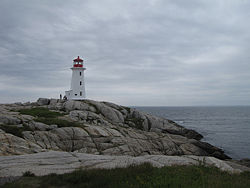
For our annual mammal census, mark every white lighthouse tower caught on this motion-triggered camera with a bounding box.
[65,56,86,100]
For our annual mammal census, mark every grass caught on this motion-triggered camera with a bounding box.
[0,107,77,137]
[0,124,32,138]
[0,108,59,137]
[35,117,82,128]
[19,107,65,118]
[18,107,82,128]
[22,171,35,177]
[0,108,83,138]
[2,163,250,188]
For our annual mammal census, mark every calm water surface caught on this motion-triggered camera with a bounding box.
[135,106,250,159]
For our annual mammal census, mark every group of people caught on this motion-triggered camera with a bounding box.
[60,94,67,100]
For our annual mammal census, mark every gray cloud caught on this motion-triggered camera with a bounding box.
[0,0,250,105]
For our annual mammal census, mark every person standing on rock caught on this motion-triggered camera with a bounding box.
[63,95,67,100]
[60,94,62,100]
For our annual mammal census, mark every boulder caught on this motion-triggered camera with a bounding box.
[0,132,44,156]
[22,127,98,153]
[85,100,124,123]
[127,109,203,139]
[49,99,59,106]
[63,100,96,112]
[37,98,50,106]
[69,110,110,125]
[0,115,22,125]
[27,122,57,131]
[23,102,31,106]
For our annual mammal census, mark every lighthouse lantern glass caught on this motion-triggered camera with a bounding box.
[73,61,83,68]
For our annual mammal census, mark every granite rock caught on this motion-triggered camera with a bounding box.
[0,151,248,180]
[37,98,50,106]
[0,99,230,160]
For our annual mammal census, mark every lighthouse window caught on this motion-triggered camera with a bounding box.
[80,81,82,85]
[80,72,82,76]
[75,94,77,96]
[80,91,82,96]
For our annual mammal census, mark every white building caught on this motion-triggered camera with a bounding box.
[65,56,86,100]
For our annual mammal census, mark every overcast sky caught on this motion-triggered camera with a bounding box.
[0,0,250,106]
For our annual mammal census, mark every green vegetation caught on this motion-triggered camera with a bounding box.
[0,124,32,138]
[3,163,250,188]
[35,117,81,128]
[0,108,79,137]
[19,107,82,128]
[22,171,35,177]
[19,107,64,118]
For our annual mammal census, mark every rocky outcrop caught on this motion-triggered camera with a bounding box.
[239,159,250,167]
[3,98,250,186]
[19,125,227,158]
[0,114,22,125]
[37,98,50,106]
[0,98,229,160]
[27,121,58,131]
[231,158,250,168]
[0,132,44,155]
[0,151,248,180]
[50,99,203,140]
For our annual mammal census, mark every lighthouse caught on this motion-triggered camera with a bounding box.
[65,56,86,100]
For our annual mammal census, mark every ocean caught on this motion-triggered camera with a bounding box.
[134,106,250,160]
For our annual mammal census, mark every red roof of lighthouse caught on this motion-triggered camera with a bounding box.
[73,56,83,62]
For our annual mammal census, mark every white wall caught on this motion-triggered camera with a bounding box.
[65,67,86,100]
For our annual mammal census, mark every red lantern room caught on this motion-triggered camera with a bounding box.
[73,56,83,67]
